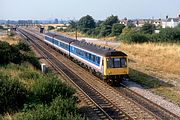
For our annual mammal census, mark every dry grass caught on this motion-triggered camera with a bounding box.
[42,24,66,30]
[0,35,20,45]
[119,42,180,75]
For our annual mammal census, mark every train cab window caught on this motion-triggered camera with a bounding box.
[107,58,114,68]
[107,58,127,68]
[114,58,121,68]
[121,58,127,67]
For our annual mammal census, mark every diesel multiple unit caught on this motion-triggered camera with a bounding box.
[44,32,128,85]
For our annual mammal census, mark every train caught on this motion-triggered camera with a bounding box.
[44,32,128,85]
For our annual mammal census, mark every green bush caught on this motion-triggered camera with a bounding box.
[0,25,3,29]
[26,56,40,69]
[13,42,31,52]
[0,73,27,114]
[0,41,23,64]
[119,33,149,43]
[48,26,55,31]
[15,97,84,120]
[31,74,75,104]
[19,70,41,80]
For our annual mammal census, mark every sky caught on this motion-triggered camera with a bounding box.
[1,0,180,20]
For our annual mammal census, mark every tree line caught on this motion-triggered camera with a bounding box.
[62,15,180,43]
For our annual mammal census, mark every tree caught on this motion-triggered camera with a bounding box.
[97,15,119,37]
[0,25,3,29]
[159,28,180,42]
[99,25,112,37]
[111,23,125,36]
[177,23,180,28]
[68,20,77,29]
[141,23,156,34]
[96,20,104,27]
[103,15,119,27]
[78,15,95,33]
[48,26,55,31]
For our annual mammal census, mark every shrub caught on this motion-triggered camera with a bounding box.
[0,41,23,64]
[15,97,84,120]
[0,41,12,64]
[19,70,41,80]
[119,33,149,43]
[0,73,27,114]
[13,42,31,52]
[23,52,41,69]
[31,74,75,104]
[48,26,55,31]
[0,25,3,29]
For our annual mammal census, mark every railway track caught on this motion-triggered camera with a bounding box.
[18,28,133,120]
[117,83,180,120]
[18,28,180,120]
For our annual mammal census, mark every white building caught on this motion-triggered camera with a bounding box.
[162,18,180,28]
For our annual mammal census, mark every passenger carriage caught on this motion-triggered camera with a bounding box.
[44,32,128,85]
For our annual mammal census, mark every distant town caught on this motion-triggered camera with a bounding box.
[1,14,180,29]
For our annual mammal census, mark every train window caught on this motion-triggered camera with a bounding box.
[98,57,100,64]
[95,57,100,64]
[85,52,88,58]
[114,58,121,68]
[54,40,58,45]
[82,51,85,57]
[89,54,91,60]
[121,58,127,68]
[107,58,113,68]
[92,55,95,62]
[77,49,81,55]
[90,55,95,62]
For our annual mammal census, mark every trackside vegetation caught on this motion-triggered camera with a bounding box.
[0,41,85,120]
[59,15,180,43]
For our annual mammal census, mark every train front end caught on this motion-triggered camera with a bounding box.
[103,51,128,85]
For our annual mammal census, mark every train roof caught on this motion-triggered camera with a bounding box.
[71,40,127,57]
[45,32,127,57]
[45,32,75,43]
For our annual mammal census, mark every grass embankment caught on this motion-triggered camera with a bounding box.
[0,35,20,45]
[0,34,85,120]
[119,42,180,105]
[0,64,84,120]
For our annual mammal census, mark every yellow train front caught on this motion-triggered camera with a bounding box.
[102,51,128,85]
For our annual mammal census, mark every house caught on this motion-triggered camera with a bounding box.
[162,18,180,28]
[119,18,136,26]
[153,19,162,27]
